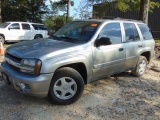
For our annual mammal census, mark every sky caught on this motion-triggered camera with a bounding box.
[46,0,80,17]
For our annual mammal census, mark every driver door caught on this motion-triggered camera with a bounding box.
[92,22,126,80]
[7,23,21,41]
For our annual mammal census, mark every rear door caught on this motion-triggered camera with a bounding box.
[123,22,143,70]
[92,22,126,80]
[21,23,32,40]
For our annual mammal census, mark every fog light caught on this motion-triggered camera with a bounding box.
[19,83,26,89]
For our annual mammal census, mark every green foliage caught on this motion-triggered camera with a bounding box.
[88,0,160,12]
[43,16,73,31]
[115,0,140,12]
[1,0,48,22]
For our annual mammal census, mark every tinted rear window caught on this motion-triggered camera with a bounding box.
[138,24,153,40]
[124,23,140,42]
[22,24,31,30]
[32,24,47,30]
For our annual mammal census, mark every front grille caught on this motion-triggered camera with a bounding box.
[5,52,22,72]
[7,62,20,72]
[5,52,22,62]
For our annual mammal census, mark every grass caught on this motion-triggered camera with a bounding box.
[155,40,160,47]
[155,40,160,43]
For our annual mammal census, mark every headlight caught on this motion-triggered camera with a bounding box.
[20,59,42,74]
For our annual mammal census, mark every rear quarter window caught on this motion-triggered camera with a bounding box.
[138,24,153,40]
[31,24,47,30]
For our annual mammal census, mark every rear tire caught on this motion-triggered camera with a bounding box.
[0,35,5,44]
[48,67,84,105]
[34,35,42,39]
[131,56,147,77]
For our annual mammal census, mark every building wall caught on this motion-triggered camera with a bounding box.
[93,2,160,39]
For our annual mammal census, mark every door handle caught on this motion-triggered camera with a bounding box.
[119,48,124,51]
[138,45,143,48]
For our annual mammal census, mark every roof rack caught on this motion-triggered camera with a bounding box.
[102,16,115,19]
[102,16,142,22]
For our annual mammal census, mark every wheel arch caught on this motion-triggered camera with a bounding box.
[141,51,151,62]
[56,63,88,85]
[34,34,43,39]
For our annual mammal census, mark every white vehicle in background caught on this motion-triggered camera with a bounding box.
[0,22,49,44]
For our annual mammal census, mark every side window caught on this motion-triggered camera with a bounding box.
[123,23,140,42]
[9,23,20,29]
[98,23,122,44]
[138,24,153,40]
[22,24,31,30]
[32,24,47,30]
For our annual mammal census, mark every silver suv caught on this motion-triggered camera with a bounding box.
[0,19,155,105]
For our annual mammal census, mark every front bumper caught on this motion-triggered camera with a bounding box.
[0,62,54,98]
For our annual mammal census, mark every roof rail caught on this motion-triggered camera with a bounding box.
[114,17,142,22]
[102,16,143,22]
[102,16,115,19]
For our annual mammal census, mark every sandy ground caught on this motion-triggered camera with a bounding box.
[0,45,160,120]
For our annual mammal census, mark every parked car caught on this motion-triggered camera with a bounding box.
[0,18,155,105]
[0,22,49,44]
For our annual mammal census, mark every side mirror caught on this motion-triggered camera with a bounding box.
[96,37,112,47]
[8,26,14,30]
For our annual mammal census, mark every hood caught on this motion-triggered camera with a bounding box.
[6,38,82,58]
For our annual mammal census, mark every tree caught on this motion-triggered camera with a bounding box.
[87,0,160,23]
[50,0,74,22]
[74,0,92,19]
[139,0,149,24]
[1,0,48,22]
[43,15,73,30]
[0,0,2,23]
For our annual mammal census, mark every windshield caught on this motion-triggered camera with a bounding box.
[0,22,10,28]
[53,21,101,42]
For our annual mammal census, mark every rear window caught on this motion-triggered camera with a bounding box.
[124,23,140,42]
[31,24,47,30]
[22,23,31,30]
[138,24,153,40]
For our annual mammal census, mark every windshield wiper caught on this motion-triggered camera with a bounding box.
[51,35,60,39]
[59,36,78,43]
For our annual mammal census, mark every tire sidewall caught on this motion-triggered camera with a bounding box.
[34,35,42,39]
[0,35,5,44]
[135,56,147,76]
[49,67,84,105]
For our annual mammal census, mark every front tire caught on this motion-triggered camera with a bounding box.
[49,67,84,105]
[131,56,147,77]
[0,35,5,44]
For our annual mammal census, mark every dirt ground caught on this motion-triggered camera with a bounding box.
[0,46,160,120]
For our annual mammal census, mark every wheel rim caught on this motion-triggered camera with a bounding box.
[138,60,147,75]
[53,77,77,100]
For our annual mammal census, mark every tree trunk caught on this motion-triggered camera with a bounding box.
[66,0,70,22]
[0,0,2,23]
[139,0,150,24]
